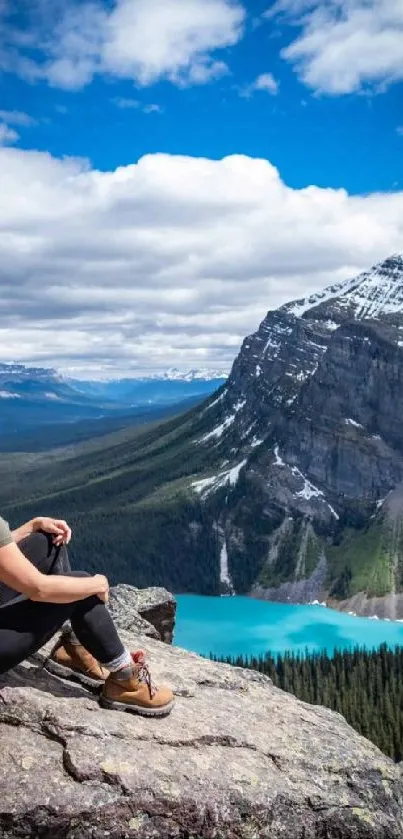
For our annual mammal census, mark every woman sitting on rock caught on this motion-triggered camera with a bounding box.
[0,514,174,716]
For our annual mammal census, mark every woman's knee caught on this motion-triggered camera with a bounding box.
[18,530,53,560]
[18,533,71,576]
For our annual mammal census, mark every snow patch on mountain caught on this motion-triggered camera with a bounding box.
[273,445,285,467]
[250,436,264,448]
[291,466,322,500]
[284,275,361,318]
[345,418,363,429]
[203,390,227,412]
[192,459,248,497]
[283,255,403,321]
[148,368,228,382]
[200,414,236,442]
[259,322,294,361]
[200,399,245,443]
[290,466,339,519]
[272,446,339,519]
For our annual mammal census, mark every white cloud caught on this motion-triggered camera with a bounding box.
[254,73,279,94]
[0,123,19,145]
[143,104,164,114]
[112,97,163,114]
[0,109,37,126]
[0,147,402,377]
[240,72,279,97]
[269,0,403,95]
[1,0,245,90]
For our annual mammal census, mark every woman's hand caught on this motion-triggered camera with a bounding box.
[93,574,109,603]
[32,517,72,546]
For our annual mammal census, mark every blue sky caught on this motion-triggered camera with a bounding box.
[0,0,402,376]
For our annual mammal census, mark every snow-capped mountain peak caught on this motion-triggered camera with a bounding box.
[283,254,403,320]
[147,368,228,382]
[0,361,61,384]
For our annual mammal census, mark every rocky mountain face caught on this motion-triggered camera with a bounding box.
[1,614,402,838]
[189,254,403,611]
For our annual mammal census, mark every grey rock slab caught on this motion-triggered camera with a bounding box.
[108,585,176,643]
[0,631,402,837]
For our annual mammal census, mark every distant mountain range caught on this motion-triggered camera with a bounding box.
[0,364,227,444]
[141,368,228,382]
[66,369,228,406]
[3,254,403,617]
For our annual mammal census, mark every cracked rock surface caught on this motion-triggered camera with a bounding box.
[0,630,402,838]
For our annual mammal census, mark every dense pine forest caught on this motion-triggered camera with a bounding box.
[212,644,403,762]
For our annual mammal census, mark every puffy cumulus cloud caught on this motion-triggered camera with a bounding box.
[1,0,245,90]
[0,147,402,376]
[239,72,279,97]
[268,0,403,95]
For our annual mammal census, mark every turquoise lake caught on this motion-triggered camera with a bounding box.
[174,595,403,658]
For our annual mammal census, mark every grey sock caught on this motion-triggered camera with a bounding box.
[103,648,132,673]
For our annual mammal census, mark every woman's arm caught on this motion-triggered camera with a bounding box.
[11,517,72,546]
[0,541,109,604]
[11,519,36,542]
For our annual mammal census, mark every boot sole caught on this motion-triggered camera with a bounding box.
[44,659,104,690]
[99,695,175,717]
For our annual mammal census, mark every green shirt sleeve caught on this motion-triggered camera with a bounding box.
[0,516,13,549]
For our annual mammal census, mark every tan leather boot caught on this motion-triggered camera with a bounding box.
[100,655,174,717]
[45,635,109,688]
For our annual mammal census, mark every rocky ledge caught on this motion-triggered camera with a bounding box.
[1,627,403,838]
[108,584,176,643]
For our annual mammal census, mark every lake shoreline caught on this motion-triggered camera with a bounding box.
[248,588,403,623]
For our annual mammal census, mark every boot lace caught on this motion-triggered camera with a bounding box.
[133,654,157,699]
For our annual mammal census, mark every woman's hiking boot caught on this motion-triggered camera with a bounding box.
[99,653,174,716]
[44,635,109,688]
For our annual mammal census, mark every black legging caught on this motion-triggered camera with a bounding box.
[0,531,125,675]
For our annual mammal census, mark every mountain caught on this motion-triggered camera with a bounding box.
[68,370,227,406]
[147,368,229,382]
[0,362,226,440]
[3,254,403,616]
[0,362,120,435]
